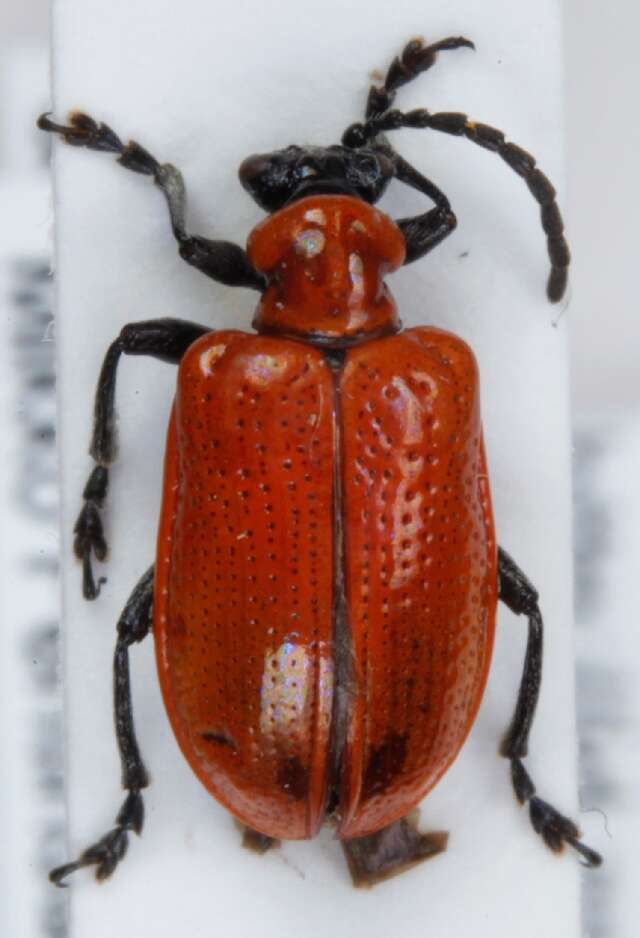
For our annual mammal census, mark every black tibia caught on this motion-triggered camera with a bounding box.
[91,318,208,465]
[75,317,208,600]
[50,566,154,887]
[498,547,602,868]
[397,208,457,265]
[37,112,265,291]
[498,548,542,760]
[391,153,457,264]
[342,815,448,888]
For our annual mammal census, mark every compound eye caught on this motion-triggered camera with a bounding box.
[346,153,380,189]
[298,162,319,179]
[377,153,394,179]
[356,155,378,178]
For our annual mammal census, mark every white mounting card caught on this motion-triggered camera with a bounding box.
[50,1,586,936]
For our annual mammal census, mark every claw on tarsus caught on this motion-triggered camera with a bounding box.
[49,791,144,887]
[49,828,129,887]
[80,554,107,600]
[529,795,602,868]
[38,111,124,153]
[37,111,160,175]
[511,758,602,868]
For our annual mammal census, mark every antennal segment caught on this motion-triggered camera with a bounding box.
[365,37,475,120]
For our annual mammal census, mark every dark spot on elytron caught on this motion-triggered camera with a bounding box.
[200,729,238,751]
[404,676,419,710]
[277,756,309,800]
[362,731,408,800]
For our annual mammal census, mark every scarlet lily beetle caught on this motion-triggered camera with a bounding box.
[40,35,601,887]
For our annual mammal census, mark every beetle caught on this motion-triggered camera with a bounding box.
[39,35,601,887]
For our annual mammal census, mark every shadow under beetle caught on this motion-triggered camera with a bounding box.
[39,35,601,887]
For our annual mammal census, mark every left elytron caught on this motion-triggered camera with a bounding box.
[40,35,600,888]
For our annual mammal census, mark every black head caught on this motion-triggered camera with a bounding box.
[239,144,394,213]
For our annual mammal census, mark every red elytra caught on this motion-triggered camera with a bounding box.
[154,194,497,841]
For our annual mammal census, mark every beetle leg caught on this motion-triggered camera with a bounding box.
[75,318,208,599]
[389,153,458,264]
[498,547,602,868]
[396,205,457,264]
[341,815,448,888]
[50,566,154,887]
[37,113,265,290]
[74,465,109,600]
